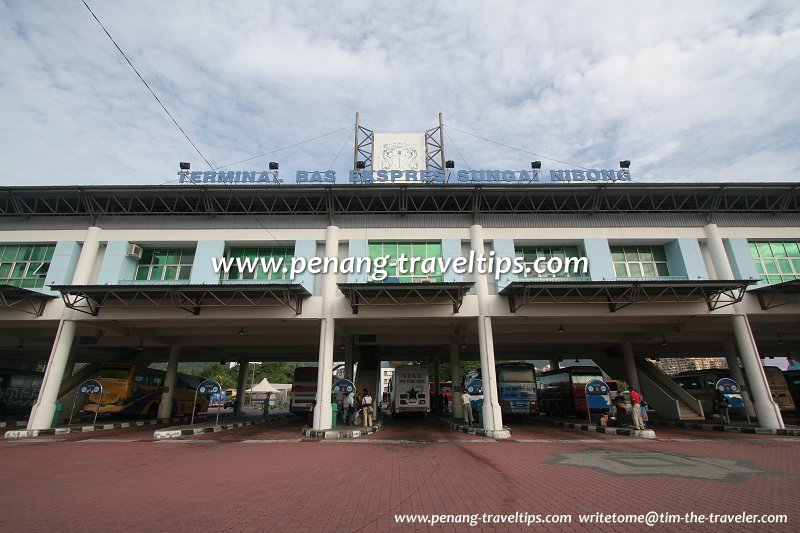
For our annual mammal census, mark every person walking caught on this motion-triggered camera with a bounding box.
[630,388,644,430]
[361,389,374,427]
[263,392,272,424]
[714,389,731,424]
[461,389,474,425]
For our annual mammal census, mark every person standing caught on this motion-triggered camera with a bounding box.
[362,389,374,427]
[630,388,644,430]
[461,389,474,425]
[787,356,800,370]
[347,391,355,425]
[263,392,272,424]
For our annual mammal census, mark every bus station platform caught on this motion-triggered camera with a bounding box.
[533,417,657,439]
[441,417,512,439]
[648,418,800,436]
[5,417,176,439]
[153,410,292,439]
[302,416,382,439]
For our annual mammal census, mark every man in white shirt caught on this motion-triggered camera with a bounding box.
[461,390,474,425]
[362,389,374,427]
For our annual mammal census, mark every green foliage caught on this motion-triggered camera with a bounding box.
[198,363,238,389]
[254,362,298,384]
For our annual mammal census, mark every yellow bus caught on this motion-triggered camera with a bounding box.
[83,363,209,417]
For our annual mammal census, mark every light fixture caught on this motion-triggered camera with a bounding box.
[137,339,144,351]
[238,327,245,336]
[16,338,24,351]
[660,335,668,347]
[619,160,631,169]
[531,161,542,169]
[356,160,366,169]
[268,162,279,170]
[445,160,455,168]
[179,162,190,170]
[778,334,784,345]
[460,336,468,349]
[557,325,565,333]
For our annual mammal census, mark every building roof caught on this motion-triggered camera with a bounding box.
[1,182,798,218]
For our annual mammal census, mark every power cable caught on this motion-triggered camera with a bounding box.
[445,124,592,171]
[327,126,355,171]
[444,127,471,171]
[82,1,214,169]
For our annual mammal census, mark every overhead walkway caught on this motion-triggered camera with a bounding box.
[593,351,705,421]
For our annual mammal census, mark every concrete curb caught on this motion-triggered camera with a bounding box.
[4,418,182,439]
[0,420,26,428]
[153,417,273,439]
[649,419,800,436]
[537,418,656,439]
[441,417,512,439]
[302,417,383,439]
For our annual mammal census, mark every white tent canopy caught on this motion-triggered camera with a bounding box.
[247,378,279,394]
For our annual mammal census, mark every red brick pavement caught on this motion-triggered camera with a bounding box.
[1,415,797,532]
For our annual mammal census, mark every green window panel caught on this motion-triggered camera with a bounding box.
[135,248,195,282]
[0,244,56,288]
[226,247,294,281]
[515,245,587,278]
[749,240,800,283]
[368,241,443,282]
[609,245,670,279]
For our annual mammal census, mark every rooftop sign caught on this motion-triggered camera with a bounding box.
[177,168,632,185]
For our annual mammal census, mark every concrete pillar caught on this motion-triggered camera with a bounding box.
[470,224,503,431]
[449,343,463,419]
[158,346,180,420]
[313,225,338,430]
[704,223,783,429]
[621,341,641,391]
[723,341,756,419]
[732,315,784,429]
[344,337,354,382]
[235,362,249,414]
[549,358,560,372]
[28,226,102,430]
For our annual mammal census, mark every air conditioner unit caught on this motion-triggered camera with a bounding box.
[126,243,143,259]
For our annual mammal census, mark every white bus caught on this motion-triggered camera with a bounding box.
[390,365,430,415]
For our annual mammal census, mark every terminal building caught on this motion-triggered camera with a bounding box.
[1,118,799,433]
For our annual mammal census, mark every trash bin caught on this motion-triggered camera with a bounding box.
[51,402,63,428]
[331,402,338,428]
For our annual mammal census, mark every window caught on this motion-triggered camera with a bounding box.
[610,245,669,278]
[515,245,585,278]
[0,244,55,288]
[226,247,293,280]
[134,248,194,282]
[368,241,443,283]
[749,241,800,284]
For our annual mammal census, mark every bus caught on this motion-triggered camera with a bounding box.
[82,363,209,417]
[537,365,610,417]
[462,363,538,418]
[0,369,43,417]
[672,367,795,415]
[428,381,453,404]
[390,365,429,415]
[289,366,318,415]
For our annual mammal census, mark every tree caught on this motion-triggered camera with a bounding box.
[254,362,298,384]
[199,363,238,389]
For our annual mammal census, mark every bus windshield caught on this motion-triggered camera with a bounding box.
[93,367,131,379]
[498,368,535,382]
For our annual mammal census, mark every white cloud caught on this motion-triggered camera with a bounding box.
[0,0,798,185]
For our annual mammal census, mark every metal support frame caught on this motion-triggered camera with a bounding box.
[2,184,799,218]
[0,285,54,316]
[750,280,800,310]
[424,113,446,171]
[502,280,754,313]
[338,282,473,314]
[51,284,310,316]
[353,112,374,174]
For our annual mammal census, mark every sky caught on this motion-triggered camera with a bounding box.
[1,0,799,186]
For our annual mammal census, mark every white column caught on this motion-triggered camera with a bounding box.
[449,343,463,419]
[344,337,354,382]
[235,362,249,414]
[470,224,503,431]
[732,315,784,428]
[158,345,180,420]
[704,223,783,429]
[313,225,338,430]
[28,226,102,430]
[723,341,756,419]
[621,341,641,391]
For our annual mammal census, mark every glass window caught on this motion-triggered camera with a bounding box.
[0,244,55,288]
[515,245,587,278]
[225,246,294,280]
[368,242,443,283]
[749,241,800,284]
[609,245,670,279]
[135,248,195,282]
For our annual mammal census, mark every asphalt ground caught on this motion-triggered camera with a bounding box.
[2,414,797,532]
